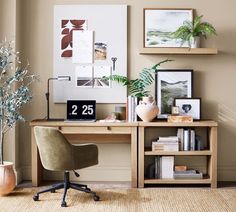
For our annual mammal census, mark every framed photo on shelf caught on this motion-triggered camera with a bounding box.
[175,98,201,120]
[143,8,193,47]
[155,69,193,119]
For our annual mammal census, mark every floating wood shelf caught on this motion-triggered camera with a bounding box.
[144,150,212,156]
[139,47,218,55]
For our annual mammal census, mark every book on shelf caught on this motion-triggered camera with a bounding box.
[127,96,138,122]
[178,128,196,151]
[174,170,203,179]
[152,142,179,151]
[158,136,179,142]
[154,156,160,179]
[160,156,174,179]
[152,136,179,151]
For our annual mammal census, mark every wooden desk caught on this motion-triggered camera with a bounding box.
[30,120,138,188]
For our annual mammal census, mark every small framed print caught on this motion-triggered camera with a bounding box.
[174,98,201,120]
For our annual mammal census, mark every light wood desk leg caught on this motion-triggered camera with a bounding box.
[31,127,43,187]
[131,127,138,188]
[209,126,217,188]
[138,127,145,188]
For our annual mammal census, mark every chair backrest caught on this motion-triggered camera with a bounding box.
[34,126,75,171]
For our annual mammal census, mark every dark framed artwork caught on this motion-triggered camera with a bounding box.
[155,69,193,119]
[175,98,201,120]
[143,8,193,47]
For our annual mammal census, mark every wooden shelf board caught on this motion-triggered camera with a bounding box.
[144,178,211,184]
[139,47,218,55]
[144,150,212,156]
[139,120,218,127]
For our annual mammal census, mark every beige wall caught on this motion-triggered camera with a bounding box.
[11,0,236,181]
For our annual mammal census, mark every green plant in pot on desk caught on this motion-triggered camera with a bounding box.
[0,41,38,195]
[104,59,172,122]
[171,15,217,48]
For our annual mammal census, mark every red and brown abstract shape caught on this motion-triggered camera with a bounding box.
[61,20,86,57]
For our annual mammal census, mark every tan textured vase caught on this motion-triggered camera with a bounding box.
[135,96,159,122]
[0,162,16,196]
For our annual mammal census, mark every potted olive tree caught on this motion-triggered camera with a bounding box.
[0,41,38,195]
[172,15,217,48]
[105,59,172,122]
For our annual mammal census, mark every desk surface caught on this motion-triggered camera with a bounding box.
[30,119,139,127]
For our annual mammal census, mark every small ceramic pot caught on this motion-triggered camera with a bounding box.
[190,36,200,48]
[0,162,16,196]
[135,96,159,122]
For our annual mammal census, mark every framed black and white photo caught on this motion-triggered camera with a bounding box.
[155,69,193,119]
[144,8,193,47]
[175,98,201,120]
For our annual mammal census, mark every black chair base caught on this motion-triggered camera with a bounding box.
[33,171,100,207]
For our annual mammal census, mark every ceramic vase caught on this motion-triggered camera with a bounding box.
[135,96,159,122]
[0,162,16,196]
[190,36,200,48]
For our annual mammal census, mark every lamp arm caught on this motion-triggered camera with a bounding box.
[46,78,57,120]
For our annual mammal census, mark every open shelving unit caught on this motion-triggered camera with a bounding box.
[139,47,218,55]
[138,120,218,188]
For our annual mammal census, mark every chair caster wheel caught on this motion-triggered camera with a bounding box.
[93,195,100,201]
[33,195,39,201]
[51,189,56,193]
[61,201,67,207]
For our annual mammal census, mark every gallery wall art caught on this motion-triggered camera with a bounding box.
[54,5,127,103]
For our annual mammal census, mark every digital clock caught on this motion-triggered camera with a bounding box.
[67,100,96,121]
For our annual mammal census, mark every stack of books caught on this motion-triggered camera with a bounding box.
[127,96,138,122]
[152,136,179,151]
[177,128,200,151]
[174,170,203,179]
[154,156,174,179]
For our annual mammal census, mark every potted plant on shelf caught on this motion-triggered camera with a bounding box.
[171,15,217,48]
[105,59,172,122]
[0,41,38,195]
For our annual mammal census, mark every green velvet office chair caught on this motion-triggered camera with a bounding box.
[33,126,99,207]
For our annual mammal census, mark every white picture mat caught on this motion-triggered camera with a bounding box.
[157,71,192,118]
[145,9,193,47]
[72,30,94,64]
[175,99,200,120]
[54,5,127,103]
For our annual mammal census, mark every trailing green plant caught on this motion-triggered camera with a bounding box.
[171,15,217,45]
[0,41,39,164]
[104,59,172,97]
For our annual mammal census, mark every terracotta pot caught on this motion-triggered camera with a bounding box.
[0,162,16,196]
[135,96,159,122]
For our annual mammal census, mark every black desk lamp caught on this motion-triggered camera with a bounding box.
[46,76,71,120]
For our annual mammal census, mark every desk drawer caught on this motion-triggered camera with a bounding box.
[60,126,132,134]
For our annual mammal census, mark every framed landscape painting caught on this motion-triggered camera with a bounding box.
[155,69,193,119]
[144,8,193,47]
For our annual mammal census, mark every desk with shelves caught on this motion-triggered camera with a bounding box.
[138,121,218,188]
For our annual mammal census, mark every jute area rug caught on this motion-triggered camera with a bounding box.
[0,187,235,212]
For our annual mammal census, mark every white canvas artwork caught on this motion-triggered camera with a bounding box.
[145,9,193,47]
[54,5,127,103]
[72,30,94,64]
[93,66,111,88]
[75,66,93,87]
